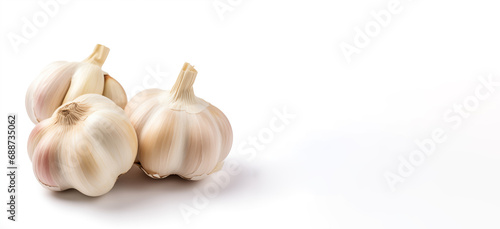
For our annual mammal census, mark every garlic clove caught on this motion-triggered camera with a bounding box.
[103,74,127,109]
[61,45,109,104]
[125,88,164,139]
[207,105,233,161]
[62,63,104,104]
[26,61,79,123]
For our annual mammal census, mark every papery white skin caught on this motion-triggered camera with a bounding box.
[125,63,232,180]
[28,94,138,196]
[25,44,127,124]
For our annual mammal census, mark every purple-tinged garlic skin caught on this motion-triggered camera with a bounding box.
[26,44,127,124]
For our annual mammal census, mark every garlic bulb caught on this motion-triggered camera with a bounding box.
[25,44,127,124]
[125,63,233,180]
[28,94,138,196]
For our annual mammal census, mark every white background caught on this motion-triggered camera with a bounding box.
[1,0,500,228]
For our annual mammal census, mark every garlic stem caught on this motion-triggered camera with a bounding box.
[170,62,198,104]
[83,44,110,67]
[56,102,88,125]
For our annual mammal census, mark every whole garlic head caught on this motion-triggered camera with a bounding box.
[25,44,127,124]
[125,63,233,180]
[28,94,138,196]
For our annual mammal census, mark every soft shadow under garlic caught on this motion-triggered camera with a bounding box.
[47,166,198,204]
[46,161,252,211]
